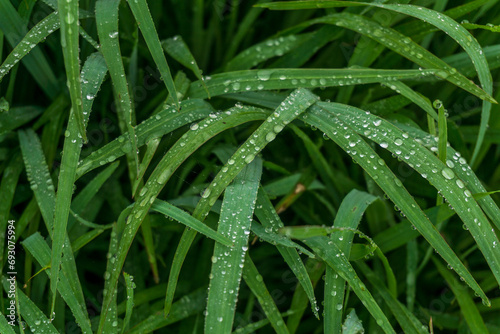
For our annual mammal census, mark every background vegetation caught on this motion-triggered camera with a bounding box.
[1,0,500,333]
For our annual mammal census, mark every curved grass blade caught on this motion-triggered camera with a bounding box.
[126,288,206,333]
[325,190,377,334]
[0,12,58,82]
[18,129,92,333]
[393,120,500,233]
[0,152,22,273]
[98,106,271,326]
[127,0,179,109]
[58,0,86,142]
[132,138,161,196]
[21,233,92,333]
[76,99,214,179]
[366,3,494,165]
[255,189,320,319]
[1,277,58,334]
[150,199,232,246]
[225,34,310,71]
[432,257,489,334]
[0,314,15,334]
[205,158,262,333]
[330,103,500,290]
[165,89,318,316]
[302,104,489,305]
[250,221,314,258]
[356,261,428,334]
[49,52,107,317]
[162,35,209,97]
[96,0,139,180]
[242,254,290,334]
[0,0,58,98]
[260,1,495,164]
[187,68,437,99]
[305,236,396,334]
[307,104,495,303]
[0,106,43,136]
[97,225,119,333]
[122,272,136,334]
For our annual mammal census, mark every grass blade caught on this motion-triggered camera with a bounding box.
[328,102,500,294]
[0,106,42,136]
[432,257,489,334]
[58,0,86,142]
[165,89,318,315]
[95,0,140,181]
[356,261,428,334]
[127,0,179,108]
[150,199,232,246]
[49,51,106,317]
[21,233,92,333]
[76,99,214,179]
[302,103,489,305]
[1,277,58,333]
[187,68,437,99]
[242,254,290,334]
[325,190,377,334]
[254,189,320,318]
[162,35,209,97]
[121,272,136,334]
[0,0,58,98]
[205,157,262,333]
[99,105,271,323]
[305,236,396,334]
[18,129,92,332]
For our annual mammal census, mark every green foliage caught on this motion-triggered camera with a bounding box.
[1,1,500,333]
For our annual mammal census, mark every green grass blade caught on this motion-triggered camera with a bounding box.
[0,0,58,98]
[76,99,214,179]
[432,257,489,334]
[95,0,139,180]
[0,152,22,269]
[164,89,318,315]
[187,68,437,99]
[99,106,270,322]
[18,129,92,332]
[250,221,314,258]
[21,233,93,333]
[325,190,377,334]
[1,277,58,333]
[132,138,160,197]
[242,254,290,334]
[127,0,179,109]
[150,199,232,246]
[162,35,209,97]
[330,102,500,291]
[254,189,320,319]
[0,313,16,334]
[225,34,310,71]
[206,158,262,333]
[97,225,119,333]
[0,106,43,136]
[126,288,207,333]
[58,0,86,142]
[305,236,396,334]
[356,261,428,334]
[302,104,489,305]
[0,12,58,82]
[49,51,106,316]
[121,272,136,334]
[393,122,500,233]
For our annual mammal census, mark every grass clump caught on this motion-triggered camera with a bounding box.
[1,0,500,333]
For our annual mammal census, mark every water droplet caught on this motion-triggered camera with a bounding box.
[441,168,455,180]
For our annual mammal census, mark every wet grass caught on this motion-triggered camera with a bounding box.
[1,0,500,333]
